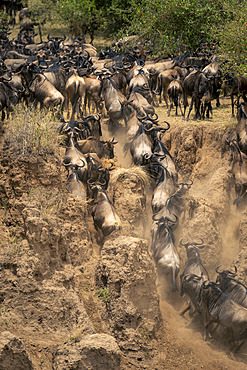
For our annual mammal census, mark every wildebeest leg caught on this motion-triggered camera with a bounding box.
[195,98,201,119]
[183,94,188,119]
[179,97,184,117]
[1,110,5,121]
[186,97,194,121]
[205,102,212,119]
[231,93,235,117]
[167,98,173,117]
[164,91,169,109]
[201,101,208,120]
[232,337,246,353]
[180,304,191,317]
[84,93,88,115]
[216,97,220,107]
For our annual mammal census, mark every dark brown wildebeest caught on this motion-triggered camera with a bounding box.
[77,137,117,159]
[216,266,247,309]
[200,281,247,353]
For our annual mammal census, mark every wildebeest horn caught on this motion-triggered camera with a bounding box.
[161,121,170,131]
[111,138,118,144]
[144,153,152,160]
[180,239,190,247]
[47,34,51,41]
[228,266,238,275]
[136,112,148,121]
[147,112,158,121]
[191,239,204,246]
[183,274,190,282]
[215,265,222,274]
[175,179,193,187]
[165,214,178,224]
[39,62,49,69]
[87,178,96,185]
[142,83,150,90]
[106,162,114,170]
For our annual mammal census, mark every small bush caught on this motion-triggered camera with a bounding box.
[4,106,62,159]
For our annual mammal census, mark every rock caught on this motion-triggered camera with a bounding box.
[0,331,33,370]
[95,235,162,363]
[53,333,121,369]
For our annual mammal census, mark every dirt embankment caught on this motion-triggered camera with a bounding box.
[0,116,247,369]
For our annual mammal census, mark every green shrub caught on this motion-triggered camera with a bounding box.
[125,0,247,58]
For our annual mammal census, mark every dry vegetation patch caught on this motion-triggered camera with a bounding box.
[4,106,62,159]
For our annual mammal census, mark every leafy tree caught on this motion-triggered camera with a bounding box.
[214,18,247,75]
[56,0,99,39]
[125,0,247,61]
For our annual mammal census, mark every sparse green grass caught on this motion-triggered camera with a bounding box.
[5,105,62,159]
[95,287,111,302]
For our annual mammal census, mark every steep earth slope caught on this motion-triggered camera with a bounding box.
[0,100,247,369]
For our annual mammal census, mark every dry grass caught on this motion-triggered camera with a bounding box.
[4,105,62,159]
[28,187,65,220]
[109,166,150,189]
[0,228,24,259]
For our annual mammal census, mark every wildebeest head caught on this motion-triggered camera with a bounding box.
[180,239,207,260]
[215,265,238,284]
[83,114,102,138]
[103,138,118,159]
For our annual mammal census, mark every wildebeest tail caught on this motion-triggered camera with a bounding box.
[154,74,162,95]
[170,85,178,107]
[72,81,80,114]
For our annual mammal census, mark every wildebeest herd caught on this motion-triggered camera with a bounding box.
[1,12,247,359]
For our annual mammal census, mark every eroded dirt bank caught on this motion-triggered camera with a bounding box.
[0,117,247,369]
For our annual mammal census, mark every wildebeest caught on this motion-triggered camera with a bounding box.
[183,70,214,121]
[167,79,184,117]
[236,102,247,155]
[154,67,180,106]
[16,63,64,109]
[83,76,103,115]
[179,240,209,316]
[229,140,247,205]
[77,137,117,159]
[151,215,180,290]
[91,184,121,237]
[125,85,155,117]
[65,164,87,200]
[127,119,167,166]
[62,131,88,184]
[152,138,177,181]
[100,75,126,130]
[200,281,247,353]
[65,70,86,120]
[151,165,177,214]
[216,265,247,308]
